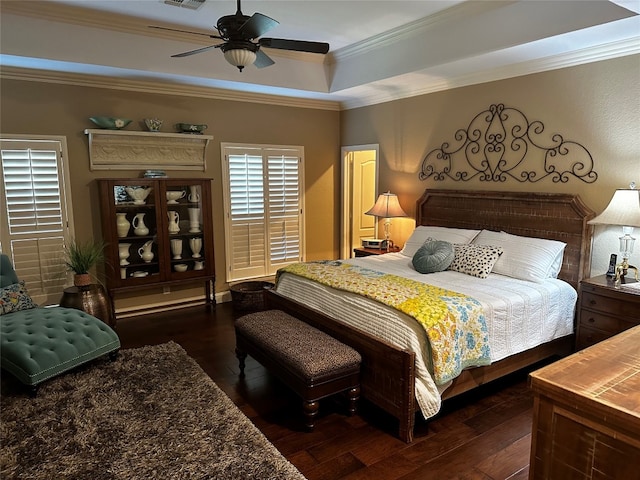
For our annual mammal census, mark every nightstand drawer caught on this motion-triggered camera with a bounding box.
[580,291,638,318]
[576,326,613,349]
[579,309,619,334]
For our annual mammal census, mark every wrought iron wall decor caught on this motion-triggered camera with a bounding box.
[419,103,597,183]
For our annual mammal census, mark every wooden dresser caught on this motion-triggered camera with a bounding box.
[576,275,640,350]
[529,325,640,479]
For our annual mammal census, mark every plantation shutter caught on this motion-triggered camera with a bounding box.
[0,138,72,305]
[222,144,304,282]
[266,150,301,273]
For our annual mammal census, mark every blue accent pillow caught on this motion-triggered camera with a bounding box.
[412,240,454,274]
[0,281,39,315]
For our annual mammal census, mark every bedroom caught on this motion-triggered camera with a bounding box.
[1,1,640,478]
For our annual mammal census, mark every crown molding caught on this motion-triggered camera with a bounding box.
[339,37,640,110]
[329,1,515,63]
[0,66,341,111]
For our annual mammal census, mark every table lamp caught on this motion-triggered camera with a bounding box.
[365,192,407,251]
[588,182,640,283]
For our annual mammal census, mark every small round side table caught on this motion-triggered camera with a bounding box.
[59,284,115,327]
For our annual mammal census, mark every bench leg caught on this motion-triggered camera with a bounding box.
[235,348,247,377]
[347,385,360,416]
[303,400,319,431]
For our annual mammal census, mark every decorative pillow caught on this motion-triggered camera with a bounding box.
[401,226,481,257]
[472,230,566,282]
[0,281,39,315]
[412,240,455,274]
[447,244,504,279]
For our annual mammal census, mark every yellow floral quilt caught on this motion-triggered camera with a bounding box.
[277,261,491,385]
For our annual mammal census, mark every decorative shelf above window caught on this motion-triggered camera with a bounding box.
[84,129,213,171]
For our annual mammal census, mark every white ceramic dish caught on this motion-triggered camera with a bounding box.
[174,264,188,272]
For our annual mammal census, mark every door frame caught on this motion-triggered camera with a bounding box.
[340,144,379,259]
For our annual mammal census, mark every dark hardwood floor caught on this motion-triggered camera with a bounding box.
[116,303,544,480]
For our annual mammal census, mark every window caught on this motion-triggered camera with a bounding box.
[0,136,74,305]
[221,143,304,282]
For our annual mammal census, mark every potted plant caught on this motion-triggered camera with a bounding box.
[63,239,106,287]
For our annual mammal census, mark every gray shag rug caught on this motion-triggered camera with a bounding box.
[0,341,306,480]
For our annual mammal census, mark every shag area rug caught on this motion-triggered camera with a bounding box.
[0,341,306,479]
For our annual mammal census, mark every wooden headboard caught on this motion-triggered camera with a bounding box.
[416,189,595,289]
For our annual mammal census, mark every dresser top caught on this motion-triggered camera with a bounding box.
[530,325,640,425]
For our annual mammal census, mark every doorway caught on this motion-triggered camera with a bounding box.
[340,144,379,258]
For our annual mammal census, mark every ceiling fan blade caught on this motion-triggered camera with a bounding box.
[239,13,279,39]
[171,44,221,58]
[254,49,275,69]
[259,38,329,54]
[149,25,222,40]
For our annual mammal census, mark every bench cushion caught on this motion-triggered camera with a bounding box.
[1,306,120,386]
[235,310,360,381]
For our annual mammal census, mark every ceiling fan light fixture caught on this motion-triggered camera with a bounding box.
[223,48,257,72]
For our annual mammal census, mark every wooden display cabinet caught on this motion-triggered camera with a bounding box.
[97,178,215,311]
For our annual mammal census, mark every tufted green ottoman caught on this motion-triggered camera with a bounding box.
[1,306,120,394]
[235,309,361,431]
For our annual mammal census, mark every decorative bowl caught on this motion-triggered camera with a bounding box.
[166,190,185,204]
[144,118,163,132]
[176,123,207,134]
[125,186,152,205]
[174,264,188,272]
[90,116,132,130]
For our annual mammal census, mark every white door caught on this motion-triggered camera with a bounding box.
[341,145,379,258]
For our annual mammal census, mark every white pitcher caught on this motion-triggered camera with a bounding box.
[138,240,154,263]
[168,211,180,234]
[132,212,149,236]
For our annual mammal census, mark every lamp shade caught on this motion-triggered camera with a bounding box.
[365,192,407,218]
[223,48,257,71]
[588,189,640,227]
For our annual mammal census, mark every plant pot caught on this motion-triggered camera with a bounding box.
[74,273,92,288]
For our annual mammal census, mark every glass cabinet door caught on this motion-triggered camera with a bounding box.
[112,180,160,285]
[163,180,207,278]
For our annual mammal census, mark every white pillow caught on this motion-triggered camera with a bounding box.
[401,226,481,257]
[472,230,566,282]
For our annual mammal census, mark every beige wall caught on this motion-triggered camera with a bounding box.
[340,55,640,276]
[1,55,639,311]
[0,80,340,310]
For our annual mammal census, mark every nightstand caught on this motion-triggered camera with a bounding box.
[353,246,401,257]
[576,274,640,350]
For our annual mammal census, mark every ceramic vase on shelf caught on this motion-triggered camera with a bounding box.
[170,239,183,259]
[188,208,201,233]
[132,212,149,236]
[194,260,204,271]
[188,185,200,203]
[116,213,130,238]
[138,240,154,263]
[118,243,131,266]
[168,211,180,234]
[189,237,202,258]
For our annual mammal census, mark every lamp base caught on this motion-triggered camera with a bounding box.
[614,260,639,286]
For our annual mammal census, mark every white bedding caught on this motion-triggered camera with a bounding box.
[275,253,576,418]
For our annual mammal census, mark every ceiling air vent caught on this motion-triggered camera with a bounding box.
[164,0,205,10]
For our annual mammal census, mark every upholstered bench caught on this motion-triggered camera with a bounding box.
[235,309,361,431]
[1,306,120,395]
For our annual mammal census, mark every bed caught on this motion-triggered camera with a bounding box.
[265,189,595,443]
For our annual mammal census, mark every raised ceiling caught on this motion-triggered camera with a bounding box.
[1,0,639,110]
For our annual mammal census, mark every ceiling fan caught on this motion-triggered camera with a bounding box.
[151,0,330,72]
